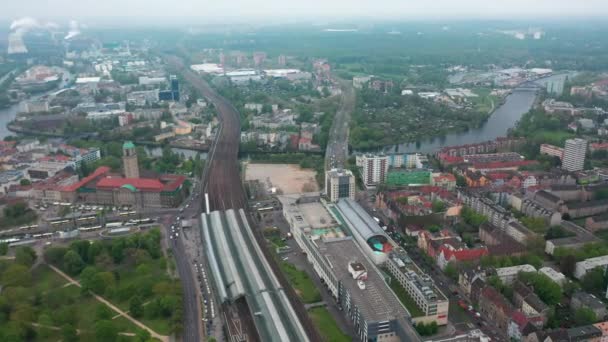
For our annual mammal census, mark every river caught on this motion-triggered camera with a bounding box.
[380,73,574,154]
[383,88,538,154]
[0,68,73,139]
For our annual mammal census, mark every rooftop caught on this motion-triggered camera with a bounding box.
[96,177,164,192]
[316,237,408,322]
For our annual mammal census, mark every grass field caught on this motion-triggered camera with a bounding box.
[279,261,322,304]
[308,307,351,342]
[535,130,575,146]
[387,278,425,317]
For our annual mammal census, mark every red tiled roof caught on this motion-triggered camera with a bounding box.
[440,245,488,261]
[96,177,164,191]
[159,174,187,192]
[60,166,110,192]
[591,143,608,150]
[299,137,312,144]
[437,153,464,164]
[39,155,71,162]
[433,174,456,182]
[473,160,537,170]
[482,287,514,315]
[511,311,528,327]
[0,141,16,147]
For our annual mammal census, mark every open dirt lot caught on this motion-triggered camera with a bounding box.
[245,163,319,194]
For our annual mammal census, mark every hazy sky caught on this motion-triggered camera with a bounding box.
[3,0,608,23]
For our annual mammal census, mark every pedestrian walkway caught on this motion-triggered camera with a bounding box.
[48,264,169,342]
[304,301,326,310]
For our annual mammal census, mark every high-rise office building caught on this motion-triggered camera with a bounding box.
[170,75,180,101]
[562,138,587,172]
[122,141,140,178]
[359,154,389,188]
[325,168,355,202]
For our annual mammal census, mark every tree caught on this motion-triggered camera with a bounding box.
[61,324,78,342]
[518,272,562,306]
[560,254,577,277]
[0,242,8,256]
[129,295,144,318]
[432,200,445,213]
[96,304,113,320]
[19,179,31,186]
[2,264,32,287]
[581,267,607,293]
[574,307,597,325]
[44,247,68,265]
[63,250,85,276]
[94,320,118,341]
[444,262,459,281]
[135,328,151,342]
[15,246,36,267]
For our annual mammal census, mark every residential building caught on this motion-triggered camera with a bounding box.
[586,214,608,232]
[508,311,540,341]
[563,138,587,172]
[564,200,608,219]
[540,144,564,160]
[479,287,515,333]
[436,245,488,270]
[458,269,488,299]
[325,168,355,202]
[431,173,457,191]
[495,265,537,285]
[567,325,602,341]
[512,281,550,325]
[574,255,608,279]
[357,154,389,188]
[538,267,567,287]
[386,251,449,325]
[571,291,608,321]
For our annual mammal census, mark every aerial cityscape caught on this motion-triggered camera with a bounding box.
[1,1,608,341]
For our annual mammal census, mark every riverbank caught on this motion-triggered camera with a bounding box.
[376,88,539,154]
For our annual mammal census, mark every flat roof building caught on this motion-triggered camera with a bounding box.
[538,267,567,287]
[386,251,449,325]
[336,198,392,265]
[496,264,537,285]
[575,255,608,279]
[278,194,420,342]
[325,168,355,202]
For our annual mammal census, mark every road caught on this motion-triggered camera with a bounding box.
[325,79,355,169]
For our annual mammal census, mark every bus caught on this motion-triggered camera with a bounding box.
[128,218,154,225]
[50,219,70,227]
[78,225,103,232]
[76,216,97,223]
[105,222,123,228]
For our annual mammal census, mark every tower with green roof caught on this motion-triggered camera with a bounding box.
[122,141,139,178]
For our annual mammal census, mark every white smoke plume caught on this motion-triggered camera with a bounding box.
[10,17,59,35]
[64,20,82,40]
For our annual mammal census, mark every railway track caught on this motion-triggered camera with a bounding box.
[166,54,322,342]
